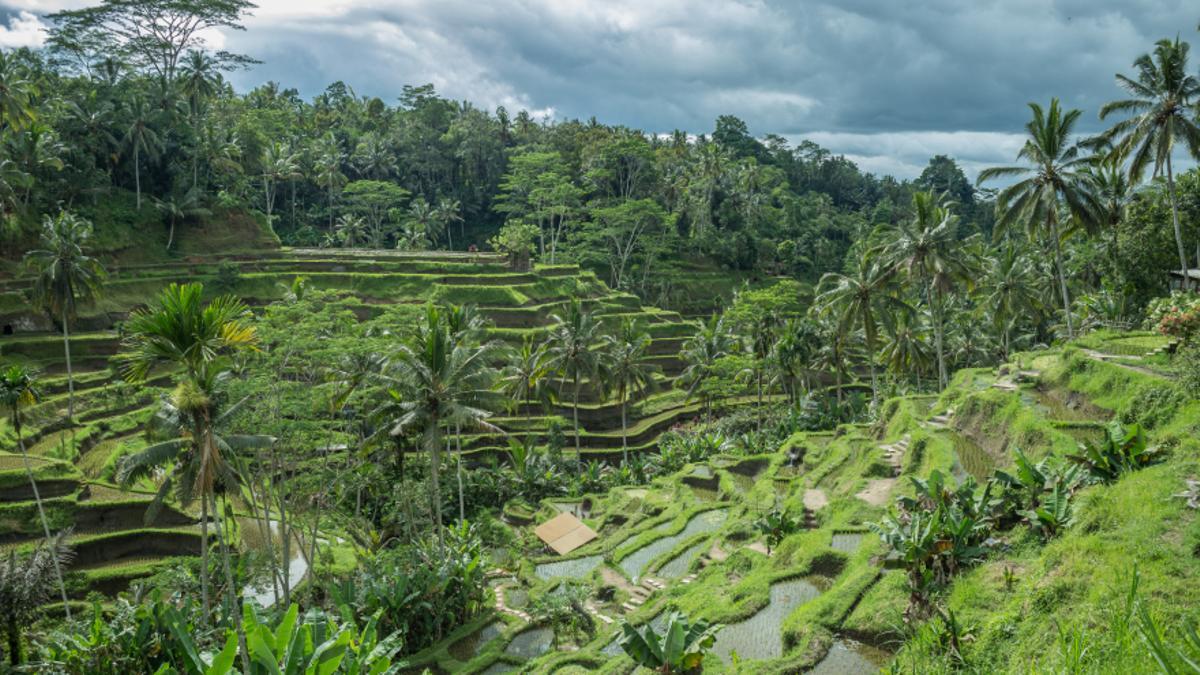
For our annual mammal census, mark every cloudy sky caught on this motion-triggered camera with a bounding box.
[2,0,1197,179]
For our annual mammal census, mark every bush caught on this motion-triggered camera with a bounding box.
[1176,342,1200,398]
[1145,291,1200,342]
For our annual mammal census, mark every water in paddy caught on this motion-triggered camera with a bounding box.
[1027,388,1106,423]
[551,501,587,518]
[691,465,714,479]
[448,621,504,662]
[808,639,892,674]
[534,554,602,580]
[689,485,719,502]
[656,541,707,578]
[478,662,515,675]
[504,626,555,659]
[712,578,823,663]
[730,471,758,493]
[1056,423,1105,446]
[619,509,728,582]
[830,532,864,553]
[947,432,994,481]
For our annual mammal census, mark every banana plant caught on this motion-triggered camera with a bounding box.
[618,611,722,674]
[1022,481,1074,540]
[1067,421,1162,484]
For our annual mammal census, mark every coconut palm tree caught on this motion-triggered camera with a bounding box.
[153,186,210,250]
[880,312,933,390]
[600,318,659,463]
[385,303,500,550]
[545,299,605,468]
[0,366,71,622]
[983,244,1041,360]
[262,141,302,227]
[1098,37,1200,288]
[121,98,163,209]
[816,250,908,396]
[978,99,1100,339]
[679,314,736,420]
[0,50,36,131]
[335,213,367,248]
[1082,151,1137,271]
[179,50,220,189]
[880,191,977,388]
[500,335,555,417]
[24,212,106,420]
[118,282,258,613]
[442,303,499,523]
[312,134,345,230]
[434,198,464,250]
[0,532,72,665]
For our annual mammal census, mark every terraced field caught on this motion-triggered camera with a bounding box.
[0,247,744,596]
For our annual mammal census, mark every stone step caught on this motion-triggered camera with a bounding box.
[628,596,645,606]
[621,602,638,613]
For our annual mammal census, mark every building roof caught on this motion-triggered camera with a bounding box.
[533,512,598,555]
[1168,269,1200,280]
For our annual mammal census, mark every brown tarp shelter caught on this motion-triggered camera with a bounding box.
[534,512,598,555]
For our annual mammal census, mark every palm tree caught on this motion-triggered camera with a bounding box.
[335,214,367,248]
[880,312,933,390]
[179,51,220,189]
[880,191,976,388]
[118,282,258,613]
[121,98,163,209]
[770,317,818,403]
[545,299,605,468]
[1099,38,1200,287]
[262,141,301,227]
[500,335,555,417]
[434,198,464,250]
[1081,153,1135,273]
[679,314,736,420]
[0,533,72,666]
[601,318,659,463]
[442,303,499,523]
[153,187,210,250]
[983,244,1041,360]
[312,134,345,230]
[979,99,1100,339]
[0,366,71,622]
[24,212,106,420]
[816,250,908,395]
[385,304,500,550]
[0,51,36,131]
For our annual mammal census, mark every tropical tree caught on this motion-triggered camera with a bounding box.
[312,134,346,230]
[601,318,659,462]
[816,249,907,395]
[880,312,933,389]
[1083,152,1137,269]
[881,191,976,388]
[121,98,163,209]
[545,299,605,467]
[118,282,258,614]
[679,314,737,420]
[1099,37,1200,288]
[334,213,367,248]
[0,51,36,131]
[499,335,555,416]
[433,198,464,250]
[979,99,1100,339]
[982,244,1041,360]
[618,611,722,674]
[442,303,499,523]
[0,533,72,666]
[0,366,71,622]
[153,186,210,250]
[24,212,106,420]
[261,141,301,226]
[384,304,500,550]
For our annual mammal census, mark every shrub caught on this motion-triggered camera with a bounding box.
[1145,291,1200,342]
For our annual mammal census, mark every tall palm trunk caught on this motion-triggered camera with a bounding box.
[199,488,210,613]
[134,143,142,210]
[214,493,251,673]
[13,414,71,620]
[428,418,445,553]
[756,368,763,434]
[1049,217,1074,338]
[62,307,74,420]
[572,373,582,470]
[620,385,628,464]
[454,422,465,524]
[1167,155,1191,291]
[930,278,947,389]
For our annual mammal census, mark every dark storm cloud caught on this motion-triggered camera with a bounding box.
[11,0,1200,177]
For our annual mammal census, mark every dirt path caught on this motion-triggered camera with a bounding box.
[1081,349,1169,379]
[855,479,896,507]
[803,489,829,511]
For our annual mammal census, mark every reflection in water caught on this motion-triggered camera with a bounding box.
[448,621,504,662]
[534,554,602,580]
[712,578,822,663]
[808,639,891,674]
[619,510,728,582]
[504,626,555,659]
[657,541,707,579]
[830,532,863,553]
[948,432,995,481]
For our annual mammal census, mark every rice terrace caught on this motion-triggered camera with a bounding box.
[3,1,1200,673]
